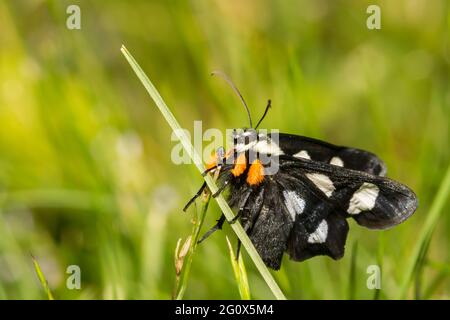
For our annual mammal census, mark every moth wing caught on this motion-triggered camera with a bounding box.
[288,211,349,262]
[239,182,294,270]
[272,133,387,176]
[281,156,418,230]
[231,174,334,269]
[276,174,349,262]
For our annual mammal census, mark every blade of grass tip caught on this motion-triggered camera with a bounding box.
[226,236,251,300]
[31,254,54,300]
[399,162,450,298]
[174,193,211,300]
[121,45,286,300]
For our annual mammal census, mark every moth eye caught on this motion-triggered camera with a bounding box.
[216,147,225,159]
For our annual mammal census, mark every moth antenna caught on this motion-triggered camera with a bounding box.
[255,99,271,129]
[211,71,253,128]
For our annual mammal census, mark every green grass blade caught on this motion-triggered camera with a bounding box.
[31,255,54,300]
[423,271,448,299]
[174,192,211,300]
[399,163,450,298]
[373,232,385,300]
[348,242,358,300]
[226,236,251,300]
[422,261,450,299]
[121,45,286,300]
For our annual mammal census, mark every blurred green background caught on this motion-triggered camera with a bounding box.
[0,0,449,299]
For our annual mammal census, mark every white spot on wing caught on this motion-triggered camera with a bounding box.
[330,156,344,167]
[293,150,311,160]
[283,190,305,221]
[347,182,380,214]
[252,140,284,155]
[305,173,335,197]
[308,219,328,243]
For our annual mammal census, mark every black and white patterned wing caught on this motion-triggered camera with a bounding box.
[272,133,387,176]
[226,149,417,269]
[278,174,350,262]
[229,171,350,268]
[229,181,294,270]
[281,156,418,230]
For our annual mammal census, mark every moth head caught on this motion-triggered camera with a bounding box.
[233,128,268,153]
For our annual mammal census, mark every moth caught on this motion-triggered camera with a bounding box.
[184,73,418,270]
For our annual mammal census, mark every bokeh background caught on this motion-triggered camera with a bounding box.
[0,0,449,299]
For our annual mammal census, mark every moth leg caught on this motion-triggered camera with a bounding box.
[233,191,260,261]
[233,186,266,261]
[228,211,242,224]
[201,166,217,176]
[235,224,251,260]
[212,180,229,197]
[198,214,226,244]
[198,207,243,246]
[192,147,226,209]
[228,187,253,225]
[183,182,207,212]
[235,240,242,260]
[227,200,249,224]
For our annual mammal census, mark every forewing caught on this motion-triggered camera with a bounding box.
[273,133,387,176]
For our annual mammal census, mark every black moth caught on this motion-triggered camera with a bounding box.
[184,73,418,270]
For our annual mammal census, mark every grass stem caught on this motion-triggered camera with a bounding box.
[398,162,450,298]
[31,255,54,300]
[174,192,211,299]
